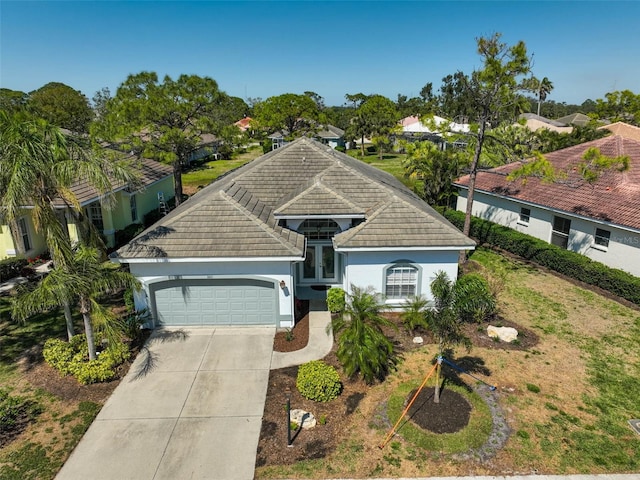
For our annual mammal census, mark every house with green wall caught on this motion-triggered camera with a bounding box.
[1,158,174,260]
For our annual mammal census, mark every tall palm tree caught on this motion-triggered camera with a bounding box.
[0,111,136,339]
[331,285,398,384]
[537,77,554,116]
[13,246,140,360]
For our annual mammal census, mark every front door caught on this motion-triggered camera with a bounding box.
[302,243,337,283]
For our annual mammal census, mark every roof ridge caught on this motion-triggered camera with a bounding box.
[220,189,303,256]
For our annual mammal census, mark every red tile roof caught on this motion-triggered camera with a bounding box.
[455,135,640,230]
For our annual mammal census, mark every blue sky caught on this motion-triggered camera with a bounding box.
[1,1,639,107]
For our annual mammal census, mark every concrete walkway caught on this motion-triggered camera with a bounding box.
[271,298,333,369]
[56,327,276,480]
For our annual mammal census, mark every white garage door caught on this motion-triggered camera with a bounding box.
[152,279,277,326]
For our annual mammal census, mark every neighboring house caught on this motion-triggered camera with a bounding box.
[186,133,220,163]
[454,131,640,276]
[111,138,475,329]
[555,112,592,128]
[314,125,345,149]
[598,121,640,141]
[234,117,253,133]
[0,158,174,259]
[399,115,470,147]
[517,113,573,133]
[268,124,346,150]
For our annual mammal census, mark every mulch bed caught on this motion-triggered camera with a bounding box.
[407,386,471,433]
[258,311,539,469]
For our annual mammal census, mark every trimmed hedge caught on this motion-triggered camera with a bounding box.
[442,209,640,306]
[0,257,28,282]
[296,360,342,402]
[326,287,346,313]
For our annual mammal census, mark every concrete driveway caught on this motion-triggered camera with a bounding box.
[56,326,275,480]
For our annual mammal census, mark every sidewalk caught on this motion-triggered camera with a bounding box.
[271,298,333,369]
[0,261,53,295]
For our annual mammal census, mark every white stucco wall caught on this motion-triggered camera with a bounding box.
[339,250,462,308]
[457,190,640,277]
[127,260,295,327]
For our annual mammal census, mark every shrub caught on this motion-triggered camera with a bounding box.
[326,287,346,313]
[0,256,28,282]
[442,209,640,306]
[454,273,497,323]
[143,209,163,228]
[334,145,346,153]
[400,295,429,333]
[114,223,145,248]
[43,334,130,385]
[296,360,342,402]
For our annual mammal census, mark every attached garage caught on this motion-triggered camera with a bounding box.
[151,278,277,326]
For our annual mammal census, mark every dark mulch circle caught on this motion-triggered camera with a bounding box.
[406,387,472,434]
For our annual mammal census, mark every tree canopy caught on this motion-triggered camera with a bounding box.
[28,82,93,133]
[252,93,320,137]
[91,71,231,205]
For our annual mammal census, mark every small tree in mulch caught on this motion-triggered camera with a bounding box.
[331,285,398,384]
[425,272,472,404]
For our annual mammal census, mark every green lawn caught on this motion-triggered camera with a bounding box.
[0,297,101,480]
[182,145,263,193]
[346,149,419,191]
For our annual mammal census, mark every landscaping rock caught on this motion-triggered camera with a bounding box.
[412,336,424,344]
[290,409,316,429]
[487,325,518,343]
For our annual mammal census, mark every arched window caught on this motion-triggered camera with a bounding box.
[298,219,340,240]
[385,263,419,299]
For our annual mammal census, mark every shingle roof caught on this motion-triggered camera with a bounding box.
[555,112,591,127]
[53,158,173,207]
[454,135,640,230]
[114,138,474,259]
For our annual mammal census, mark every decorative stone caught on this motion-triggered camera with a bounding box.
[412,336,424,344]
[290,409,316,429]
[487,326,518,343]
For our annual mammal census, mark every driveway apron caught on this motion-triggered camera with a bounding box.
[56,326,275,480]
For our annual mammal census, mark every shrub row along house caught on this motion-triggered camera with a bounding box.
[0,158,173,259]
[455,122,640,277]
[111,138,475,328]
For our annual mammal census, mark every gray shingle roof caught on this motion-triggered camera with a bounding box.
[53,157,173,207]
[114,138,473,259]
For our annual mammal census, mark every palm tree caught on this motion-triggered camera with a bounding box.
[0,111,136,339]
[537,77,553,116]
[425,272,472,403]
[331,285,398,384]
[13,245,140,360]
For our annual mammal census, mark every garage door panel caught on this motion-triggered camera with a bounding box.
[153,280,277,326]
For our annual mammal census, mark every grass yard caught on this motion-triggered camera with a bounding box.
[256,247,640,478]
[181,145,263,195]
[0,297,127,480]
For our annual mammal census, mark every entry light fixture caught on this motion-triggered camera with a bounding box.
[279,280,286,290]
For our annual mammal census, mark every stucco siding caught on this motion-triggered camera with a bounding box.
[341,250,461,308]
[457,190,640,277]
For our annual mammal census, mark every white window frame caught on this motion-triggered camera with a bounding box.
[384,263,419,300]
[88,203,104,232]
[517,207,531,226]
[551,216,571,249]
[592,228,611,251]
[18,217,32,251]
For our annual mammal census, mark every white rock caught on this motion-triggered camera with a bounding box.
[412,336,424,344]
[290,409,316,429]
[487,325,518,343]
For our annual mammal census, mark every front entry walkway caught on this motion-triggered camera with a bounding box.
[56,327,275,480]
